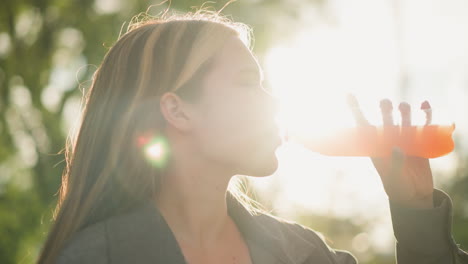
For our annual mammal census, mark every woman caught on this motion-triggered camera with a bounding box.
[38,11,467,264]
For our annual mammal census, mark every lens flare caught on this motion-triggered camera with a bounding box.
[146,143,163,159]
[139,134,170,169]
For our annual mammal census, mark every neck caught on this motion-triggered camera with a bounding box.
[155,145,234,247]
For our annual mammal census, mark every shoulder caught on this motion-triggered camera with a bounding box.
[56,221,108,264]
[253,212,330,248]
[56,202,161,264]
[254,212,357,263]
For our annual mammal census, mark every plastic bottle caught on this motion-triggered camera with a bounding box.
[288,124,456,159]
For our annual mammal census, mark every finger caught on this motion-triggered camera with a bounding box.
[389,147,405,179]
[379,99,394,126]
[398,102,412,126]
[347,94,370,126]
[421,100,432,126]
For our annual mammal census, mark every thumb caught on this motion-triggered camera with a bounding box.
[347,94,370,126]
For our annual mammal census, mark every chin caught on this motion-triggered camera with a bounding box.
[233,139,281,177]
[244,153,279,177]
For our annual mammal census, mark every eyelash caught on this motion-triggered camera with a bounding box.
[241,82,260,87]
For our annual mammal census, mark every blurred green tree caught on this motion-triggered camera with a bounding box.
[0,0,325,263]
[445,154,468,250]
[1,0,466,264]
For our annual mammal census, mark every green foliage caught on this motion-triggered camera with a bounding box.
[447,162,468,250]
[0,0,466,264]
[0,0,320,263]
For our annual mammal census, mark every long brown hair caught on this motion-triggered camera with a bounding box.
[38,11,257,263]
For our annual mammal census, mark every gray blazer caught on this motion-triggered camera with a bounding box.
[57,190,468,263]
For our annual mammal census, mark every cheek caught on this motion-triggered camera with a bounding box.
[197,97,251,147]
[194,94,272,165]
[212,95,257,140]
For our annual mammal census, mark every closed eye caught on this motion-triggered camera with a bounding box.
[236,78,261,86]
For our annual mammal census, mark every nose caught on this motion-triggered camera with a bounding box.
[261,88,280,123]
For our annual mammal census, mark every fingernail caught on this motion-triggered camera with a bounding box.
[421,100,431,110]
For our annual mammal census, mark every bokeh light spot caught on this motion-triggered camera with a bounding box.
[140,134,170,169]
[146,143,163,159]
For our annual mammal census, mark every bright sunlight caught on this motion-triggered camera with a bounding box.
[252,0,468,255]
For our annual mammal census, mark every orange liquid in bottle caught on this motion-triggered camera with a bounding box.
[289,124,455,158]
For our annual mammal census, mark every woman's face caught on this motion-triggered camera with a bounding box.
[190,36,281,177]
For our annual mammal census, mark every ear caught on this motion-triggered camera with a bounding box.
[159,92,192,132]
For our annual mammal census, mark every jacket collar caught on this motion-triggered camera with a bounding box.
[104,193,311,264]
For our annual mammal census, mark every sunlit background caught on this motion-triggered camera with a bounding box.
[1,0,468,263]
[252,0,468,260]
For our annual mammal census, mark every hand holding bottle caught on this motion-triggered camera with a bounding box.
[288,97,455,159]
[349,96,434,209]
